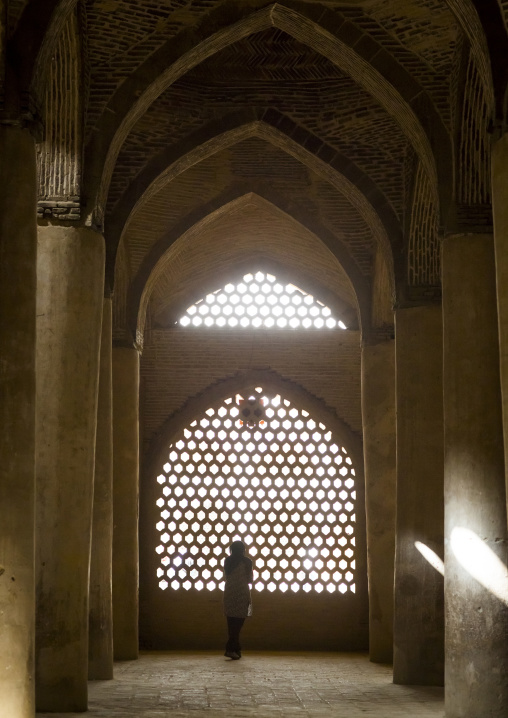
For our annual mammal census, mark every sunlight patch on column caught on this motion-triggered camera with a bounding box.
[450,526,508,605]
[414,541,444,576]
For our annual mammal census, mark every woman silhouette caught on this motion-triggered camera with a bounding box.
[223,540,253,659]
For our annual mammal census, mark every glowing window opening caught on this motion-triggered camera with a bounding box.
[155,388,357,594]
[179,271,347,329]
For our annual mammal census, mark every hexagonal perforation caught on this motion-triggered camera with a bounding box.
[179,271,347,330]
[155,388,357,594]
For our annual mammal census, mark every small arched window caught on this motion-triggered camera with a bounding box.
[178,271,347,330]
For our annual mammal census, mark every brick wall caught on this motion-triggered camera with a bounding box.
[140,327,362,455]
[139,324,366,650]
[139,588,369,652]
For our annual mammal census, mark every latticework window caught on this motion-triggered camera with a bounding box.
[179,272,347,329]
[155,388,357,595]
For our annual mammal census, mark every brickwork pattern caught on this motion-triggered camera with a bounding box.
[83,0,219,142]
[145,182,364,312]
[107,29,410,217]
[88,3,449,235]
[139,328,362,456]
[6,0,27,36]
[128,194,362,344]
[113,194,360,341]
[37,10,81,221]
[445,1,493,110]
[83,0,461,145]
[36,651,445,718]
[120,138,374,293]
[408,161,440,286]
[339,2,457,133]
[371,247,394,329]
[458,51,492,206]
[359,0,456,69]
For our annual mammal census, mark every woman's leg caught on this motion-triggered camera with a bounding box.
[230,617,245,653]
[225,617,236,653]
[225,617,245,656]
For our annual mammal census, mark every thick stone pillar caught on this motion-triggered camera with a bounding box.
[442,233,508,718]
[492,133,508,520]
[393,305,444,685]
[36,225,105,712]
[89,297,114,680]
[112,346,140,660]
[361,339,396,664]
[0,126,37,717]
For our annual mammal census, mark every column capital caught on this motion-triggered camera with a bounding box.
[491,124,508,146]
[442,230,494,242]
[112,338,141,353]
[443,204,493,237]
[0,85,43,139]
[362,326,394,347]
[395,285,442,311]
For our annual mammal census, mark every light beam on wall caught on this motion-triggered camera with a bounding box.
[414,541,444,576]
[450,526,508,606]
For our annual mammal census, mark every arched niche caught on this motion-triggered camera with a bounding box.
[140,370,367,651]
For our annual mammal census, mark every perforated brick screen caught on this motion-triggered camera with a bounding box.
[179,272,346,330]
[155,388,357,595]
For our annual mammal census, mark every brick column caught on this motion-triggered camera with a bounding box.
[393,305,444,685]
[361,339,396,663]
[112,346,140,660]
[35,226,105,711]
[0,125,37,718]
[442,233,508,717]
[89,297,114,680]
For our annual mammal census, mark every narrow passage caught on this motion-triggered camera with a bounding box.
[37,652,444,717]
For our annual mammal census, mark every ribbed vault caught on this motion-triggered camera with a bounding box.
[106,116,400,282]
[84,2,450,224]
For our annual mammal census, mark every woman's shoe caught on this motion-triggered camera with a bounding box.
[224,651,240,660]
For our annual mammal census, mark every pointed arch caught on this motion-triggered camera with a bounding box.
[153,256,359,332]
[85,2,449,227]
[468,0,508,124]
[106,112,400,291]
[445,0,494,110]
[145,368,364,481]
[141,368,367,649]
[9,0,77,109]
[128,191,371,345]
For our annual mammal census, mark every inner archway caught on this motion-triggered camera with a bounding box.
[140,380,368,651]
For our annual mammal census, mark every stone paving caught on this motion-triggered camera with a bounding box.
[37,651,444,718]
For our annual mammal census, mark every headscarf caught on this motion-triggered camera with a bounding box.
[225,540,246,575]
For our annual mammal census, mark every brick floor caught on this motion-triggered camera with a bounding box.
[37,652,444,717]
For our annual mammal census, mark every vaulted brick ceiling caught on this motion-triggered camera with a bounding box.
[108,30,410,219]
[36,0,488,337]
